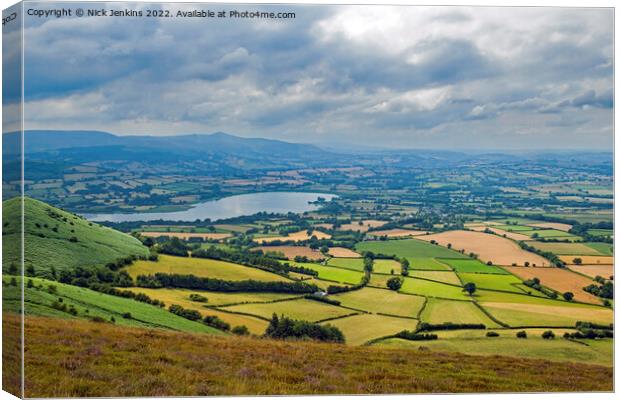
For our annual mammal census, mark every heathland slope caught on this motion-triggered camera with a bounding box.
[2,197,149,277]
[6,314,612,397]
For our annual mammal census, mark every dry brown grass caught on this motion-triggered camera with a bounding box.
[255,230,331,244]
[568,265,614,280]
[470,226,531,241]
[254,245,324,260]
[13,314,612,397]
[559,255,613,265]
[503,267,600,304]
[527,222,572,232]
[140,232,231,240]
[338,220,387,232]
[328,247,361,258]
[419,230,549,266]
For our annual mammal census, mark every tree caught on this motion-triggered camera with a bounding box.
[562,292,574,301]
[8,263,17,275]
[463,282,476,295]
[516,330,527,339]
[232,325,250,336]
[386,277,403,291]
[25,264,35,277]
[542,330,555,339]
[363,257,373,273]
[27,279,34,288]
[320,245,329,255]
[400,258,410,276]
[573,257,582,265]
[524,262,530,267]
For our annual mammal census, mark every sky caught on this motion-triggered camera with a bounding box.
[9,3,615,150]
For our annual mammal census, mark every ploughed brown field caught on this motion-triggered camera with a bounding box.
[253,245,323,260]
[328,247,361,258]
[568,264,614,280]
[418,230,549,266]
[367,229,429,238]
[140,231,231,240]
[469,226,531,241]
[6,314,612,397]
[503,266,601,304]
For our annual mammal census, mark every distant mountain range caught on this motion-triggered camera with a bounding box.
[3,130,612,171]
[3,130,331,159]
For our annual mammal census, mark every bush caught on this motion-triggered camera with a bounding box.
[542,330,555,339]
[419,322,485,332]
[189,293,208,303]
[516,330,527,339]
[122,312,132,319]
[386,277,403,291]
[395,330,438,341]
[204,315,231,331]
[486,331,500,337]
[562,292,574,301]
[168,304,202,321]
[232,325,250,336]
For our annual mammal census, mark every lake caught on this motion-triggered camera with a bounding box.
[83,191,337,222]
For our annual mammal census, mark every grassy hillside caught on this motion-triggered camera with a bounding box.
[2,197,149,277]
[3,277,222,335]
[6,314,611,397]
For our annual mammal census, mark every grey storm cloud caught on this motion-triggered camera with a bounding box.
[16,3,614,150]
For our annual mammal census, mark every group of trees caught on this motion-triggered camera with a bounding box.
[264,314,345,343]
[136,272,319,294]
[58,265,134,288]
[522,278,558,299]
[583,277,613,299]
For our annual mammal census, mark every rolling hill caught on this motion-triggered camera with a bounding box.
[2,197,149,277]
[4,313,611,397]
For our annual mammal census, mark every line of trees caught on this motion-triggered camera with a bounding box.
[518,241,565,267]
[136,273,319,293]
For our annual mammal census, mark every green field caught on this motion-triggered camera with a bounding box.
[321,313,418,345]
[586,229,613,238]
[290,262,365,284]
[479,302,613,327]
[457,273,524,293]
[399,277,470,300]
[356,239,466,271]
[4,276,221,334]
[3,197,149,278]
[584,242,613,256]
[420,298,500,327]
[525,242,603,255]
[376,337,612,367]
[372,259,401,274]
[408,270,462,285]
[125,287,298,307]
[326,258,364,271]
[438,258,509,274]
[332,287,425,317]
[126,255,290,282]
[495,225,537,232]
[220,298,352,322]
